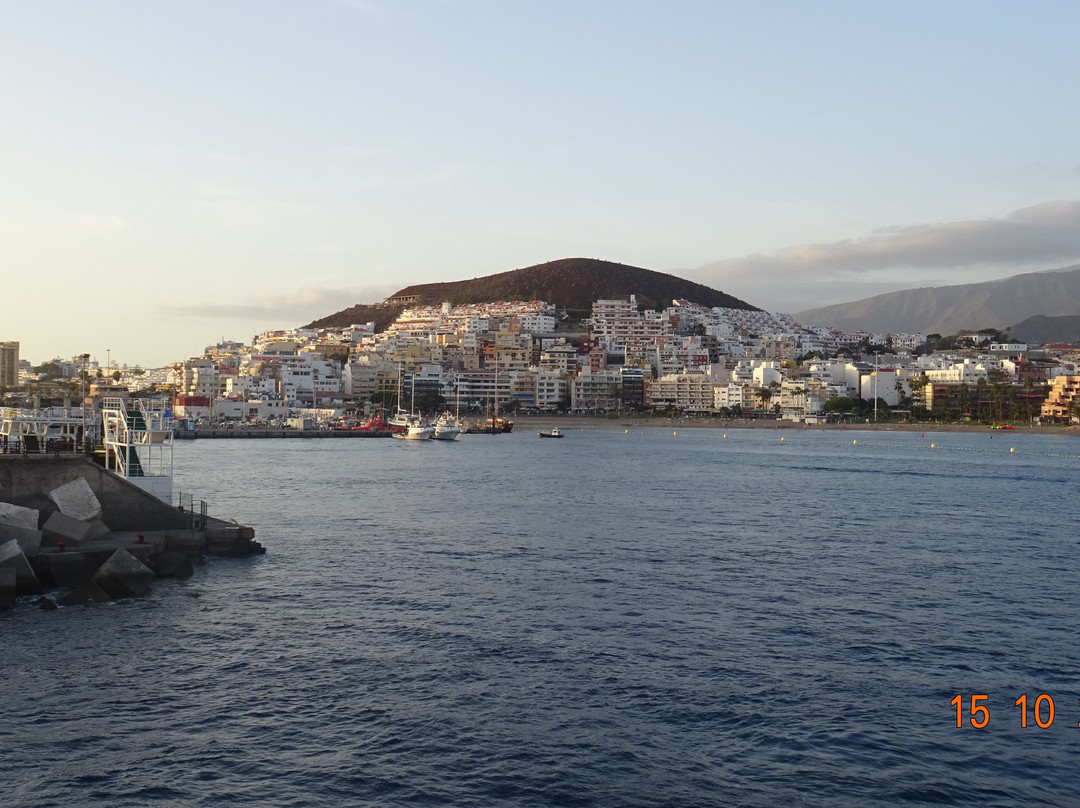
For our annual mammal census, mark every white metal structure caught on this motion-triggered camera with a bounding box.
[102,397,175,501]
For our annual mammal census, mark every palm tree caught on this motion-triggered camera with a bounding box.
[755,387,772,413]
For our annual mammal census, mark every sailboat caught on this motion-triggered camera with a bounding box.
[432,377,462,441]
[390,367,434,440]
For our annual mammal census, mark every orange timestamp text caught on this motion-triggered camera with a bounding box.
[952,693,1073,728]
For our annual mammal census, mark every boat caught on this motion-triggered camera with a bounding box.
[465,417,514,434]
[389,410,434,440]
[389,368,434,440]
[431,412,462,441]
[538,428,563,438]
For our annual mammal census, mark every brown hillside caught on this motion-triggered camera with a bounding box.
[307,258,757,330]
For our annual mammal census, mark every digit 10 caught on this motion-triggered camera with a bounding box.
[951,694,990,727]
[1015,694,1055,728]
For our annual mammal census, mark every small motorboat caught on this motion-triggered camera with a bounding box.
[538,428,563,438]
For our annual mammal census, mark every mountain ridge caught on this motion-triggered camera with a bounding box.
[795,264,1080,337]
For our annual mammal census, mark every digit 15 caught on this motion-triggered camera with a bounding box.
[951,694,990,727]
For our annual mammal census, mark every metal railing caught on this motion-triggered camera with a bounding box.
[0,437,85,455]
[175,491,209,532]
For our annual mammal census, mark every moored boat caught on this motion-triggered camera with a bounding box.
[432,412,462,441]
[538,428,563,438]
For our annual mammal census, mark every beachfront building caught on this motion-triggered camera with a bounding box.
[571,368,624,412]
[646,372,717,413]
[1041,376,1080,422]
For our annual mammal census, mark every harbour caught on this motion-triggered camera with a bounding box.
[4,428,1079,806]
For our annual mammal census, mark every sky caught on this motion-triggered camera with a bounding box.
[2,0,1079,368]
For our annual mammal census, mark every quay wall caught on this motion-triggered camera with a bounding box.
[183,428,391,439]
[0,456,189,532]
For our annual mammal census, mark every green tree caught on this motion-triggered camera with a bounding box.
[824,396,855,413]
[34,362,63,380]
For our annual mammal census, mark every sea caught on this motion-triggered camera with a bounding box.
[3,426,1080,807]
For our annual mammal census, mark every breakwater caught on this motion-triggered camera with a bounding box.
[0,456,262,609]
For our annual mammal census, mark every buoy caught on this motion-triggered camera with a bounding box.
[1010,447,1016,453]
[780,437,785,442]
[723,434,727,439]
[930,443,935,448]
[673,431,677,436]
[853,439,857,445]
[624,429,628,433]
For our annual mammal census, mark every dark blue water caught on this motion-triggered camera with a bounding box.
[4,427,1080,806]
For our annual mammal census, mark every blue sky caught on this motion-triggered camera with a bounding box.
[2,0,1079,367]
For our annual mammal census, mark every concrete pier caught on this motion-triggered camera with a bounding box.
[0,455,262,609]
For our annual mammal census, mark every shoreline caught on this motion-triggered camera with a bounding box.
[511,414,1080,436]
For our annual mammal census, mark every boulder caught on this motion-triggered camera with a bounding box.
[0,538,42,595]
[42,512,93,547]
[48,477,102,522]
[0,567,15,609]
[59,579,113,606]
[0,524,43,557]
[0,502,40,530]
[93,548,154,598]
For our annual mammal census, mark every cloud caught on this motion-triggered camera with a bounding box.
[690,201,1080,312]
[160,284,396,323]
[699,201,1080,279]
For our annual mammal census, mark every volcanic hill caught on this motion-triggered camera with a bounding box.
[306,258,758,331]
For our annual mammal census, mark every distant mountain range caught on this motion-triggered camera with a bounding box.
[307,258,757,330]
[795,264,1080,339]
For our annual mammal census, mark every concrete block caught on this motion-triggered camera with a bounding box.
[157,552,195,579]
[0,567,15,609]
[35,552,98,589]
[59,579,113,606]
[0,502,40,530]
[94,548,154,598]
[48,477,102,522]
[42,512,93,547]
[85,518,112,542]
[0,524,43,557]
[0,538,42,595]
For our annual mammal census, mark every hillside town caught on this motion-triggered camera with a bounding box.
[3,294,1080,427]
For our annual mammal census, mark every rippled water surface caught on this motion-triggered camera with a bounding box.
[4,427,1080,806]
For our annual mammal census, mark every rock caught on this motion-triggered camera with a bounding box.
[0,567,15,609]
[0,524,43,557]
[59,579,113,606]
[48,477,102,522]
[42,512,93,547]
[0,502,40,530]
[93,548,154,598]
[35,596,58,611]
[0,538,42,595]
